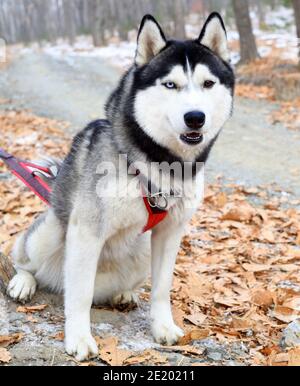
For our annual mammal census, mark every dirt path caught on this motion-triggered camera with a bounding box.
[0,51,120,131]
[0,51,299,366]
[211,98,300,197]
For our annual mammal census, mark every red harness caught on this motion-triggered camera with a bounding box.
[0,148,168,233]
[142,195,168,232]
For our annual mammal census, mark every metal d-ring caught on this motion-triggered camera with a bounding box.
[147,193,169,211]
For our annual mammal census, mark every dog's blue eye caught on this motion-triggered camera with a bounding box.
[163,82,177,90]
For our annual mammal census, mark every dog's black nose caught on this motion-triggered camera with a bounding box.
[184,111,206,130]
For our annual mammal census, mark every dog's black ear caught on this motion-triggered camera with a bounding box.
[198,12,229,62]
[135,15,167,66]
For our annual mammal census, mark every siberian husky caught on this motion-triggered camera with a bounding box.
[7,13,235,361]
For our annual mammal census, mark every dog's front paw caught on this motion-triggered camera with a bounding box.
[151,321,184,346]
[65,332,98,362]
[7,271,37,303]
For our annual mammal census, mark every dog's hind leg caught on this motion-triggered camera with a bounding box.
[7,209,65,302]
[111,291,139,310]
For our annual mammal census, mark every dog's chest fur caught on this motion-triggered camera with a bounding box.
[51,120,203,244]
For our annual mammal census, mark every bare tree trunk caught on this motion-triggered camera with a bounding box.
[0,253,15,293]
[232,0,259,64]
[292,0,300,66]
[91,0,105,46]
[174,0,186,40]
[63,0,76,44]
[256,0,265,27]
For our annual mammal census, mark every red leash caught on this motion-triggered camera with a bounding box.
[0,148,167,232]
[0,148,52,204]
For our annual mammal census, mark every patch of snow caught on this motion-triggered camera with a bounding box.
[265,6,294,29]
[40,36,135,70]
[230,52,240,66]
[93,322,114,332]
[227,30,240,42]
[258,46,272,58]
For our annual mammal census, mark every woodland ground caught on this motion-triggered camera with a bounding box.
[0,48,300,366]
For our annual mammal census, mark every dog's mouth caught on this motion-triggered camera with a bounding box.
[180,132,204,145]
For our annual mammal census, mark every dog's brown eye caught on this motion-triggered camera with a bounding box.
[204,80,216,89]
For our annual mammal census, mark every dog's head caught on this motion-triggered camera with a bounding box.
[131,13,235,161]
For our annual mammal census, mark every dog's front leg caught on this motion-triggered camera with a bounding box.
[64,217,103,361]
[150,224,185,345]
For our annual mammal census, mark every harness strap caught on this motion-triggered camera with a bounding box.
[135,169,169,232]
[142,196,168,233]
[0,148,52,204]
[0,148,168,233]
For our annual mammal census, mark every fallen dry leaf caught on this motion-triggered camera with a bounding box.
[283,297,300,312]
[26,315,38,323]
[17,304,48,314]
[221,202,255,222]
[215,192,228,208]
[269,352,289,367]
[0,348,12,363]
[184,312,207,327]
[124,350,167,366]
[79,361,97,367]
[96,337,133,366]
[0,333,24,348]
[251,289,274,308]
[288,348,300,367]
[163,345,205,357]
[53,332,65,341]
[179,329,210,345]
[242,264,271,273]
[271,306,299,324]
[230,317,253,331]
[296,232,300,246]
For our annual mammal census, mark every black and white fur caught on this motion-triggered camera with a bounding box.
[7,13,235,361]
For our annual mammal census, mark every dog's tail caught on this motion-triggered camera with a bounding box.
[32,157,63,188]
